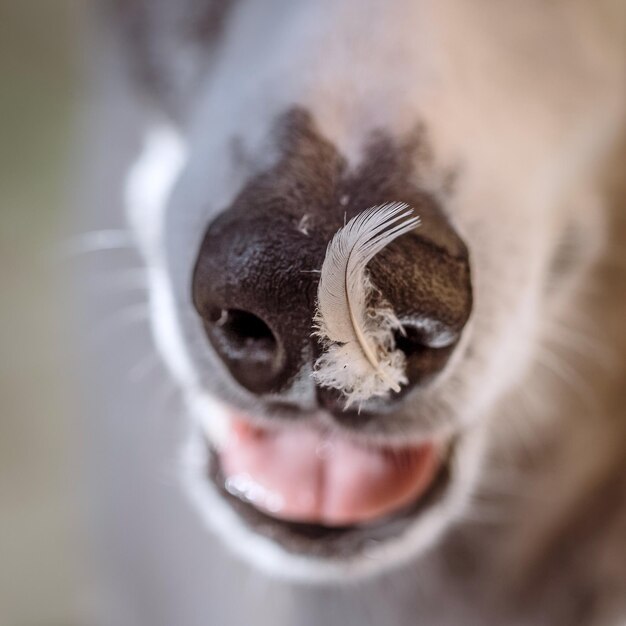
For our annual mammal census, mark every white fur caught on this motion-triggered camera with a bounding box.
[125,124,187,261]
[124,0,626,582]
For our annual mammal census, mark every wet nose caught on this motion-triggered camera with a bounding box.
[192,208,322,394]
[192,197,472,401]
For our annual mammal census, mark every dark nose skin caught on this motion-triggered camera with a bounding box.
[192,198,472,404]
[193,209,323,395]
[192,110,472,408]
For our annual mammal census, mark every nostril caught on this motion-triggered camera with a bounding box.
[394,320,459,354]
[202,307,286,394]
[394,326,428,359]
[393,321,459,387]
[208,308,278,360]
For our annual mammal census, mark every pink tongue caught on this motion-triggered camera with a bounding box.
[219,419,440,526]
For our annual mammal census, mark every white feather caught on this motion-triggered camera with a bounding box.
[313,202,421,407]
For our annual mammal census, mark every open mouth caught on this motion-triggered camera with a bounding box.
[207,414,453,558]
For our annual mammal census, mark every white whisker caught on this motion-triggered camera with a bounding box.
[60,230,135,257]
[534,345,598,414]
[89,268,149,295]
[541,318,616,370]
[128,351,162,384]
[152,375,181,417]
[92,303,150,346]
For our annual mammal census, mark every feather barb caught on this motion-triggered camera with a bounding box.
[313,202,420,406]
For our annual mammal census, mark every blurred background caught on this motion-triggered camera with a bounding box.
[0,2,93,624]
[0,6,284,625]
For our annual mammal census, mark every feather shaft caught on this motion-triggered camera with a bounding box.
[345,253,379,371]
[313,202,420,405]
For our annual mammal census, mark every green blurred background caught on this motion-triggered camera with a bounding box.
[0,2,91,624]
